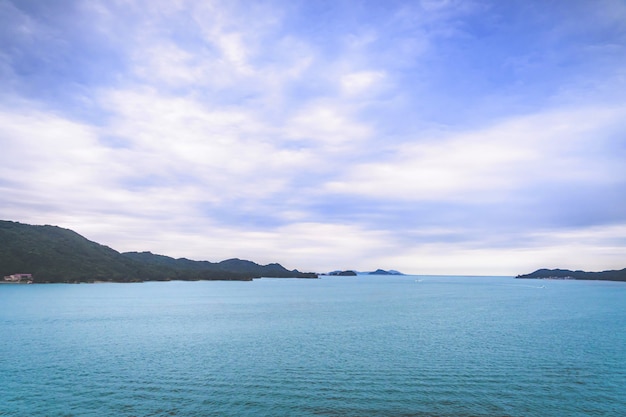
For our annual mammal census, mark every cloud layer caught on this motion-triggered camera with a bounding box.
[1,0,625,274]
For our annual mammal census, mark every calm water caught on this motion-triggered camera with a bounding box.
[1,275,625,416]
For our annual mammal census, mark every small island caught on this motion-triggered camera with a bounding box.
[517,268,626,282]
[323,269,405,276]
[367,269,404,275]
[327,270,358,276]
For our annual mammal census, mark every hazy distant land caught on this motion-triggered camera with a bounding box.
[323,269,405,276]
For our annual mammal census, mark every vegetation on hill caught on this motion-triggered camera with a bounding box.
[0,220,317,283]
[516,268,626,282]
[122,252,317,280]
[327,270,357,276]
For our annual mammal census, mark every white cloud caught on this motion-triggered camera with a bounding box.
[132,41,207,86]
[0,109,113,186]
[284,100,373,147]
[341,223,626,276]
[326,106,626,201]
[340,71,386,95]
[99,88,322,197]
[137,221,626,275]
[132,221,396,273]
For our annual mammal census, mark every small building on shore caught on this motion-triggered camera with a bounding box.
[3,273,33,283]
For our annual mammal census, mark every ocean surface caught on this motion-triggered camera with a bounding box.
[1,275,625,416]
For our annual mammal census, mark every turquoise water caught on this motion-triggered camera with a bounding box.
[1,275,625,416]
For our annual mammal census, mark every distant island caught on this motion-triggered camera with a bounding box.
[0,220,317,283]
[324,269,405,276]
[326,270,358,276]
[517,268,626,282]
[367,269,404,275]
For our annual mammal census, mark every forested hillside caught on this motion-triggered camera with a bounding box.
[0,220,316,283]
[516,268,626,282]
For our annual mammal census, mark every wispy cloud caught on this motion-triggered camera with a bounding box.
[326,106,626,201]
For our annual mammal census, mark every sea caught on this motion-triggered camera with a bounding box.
[1,275,625,417]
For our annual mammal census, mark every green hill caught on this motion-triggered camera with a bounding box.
[0,220,317,283]
[516,268,626,282]
[122,252,317,280]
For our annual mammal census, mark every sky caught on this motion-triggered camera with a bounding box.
[1,0,625,275]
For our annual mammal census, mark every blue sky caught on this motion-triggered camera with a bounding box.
[1,0,625,274]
